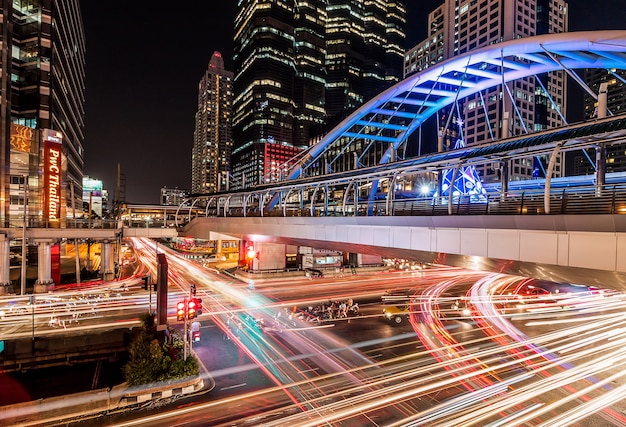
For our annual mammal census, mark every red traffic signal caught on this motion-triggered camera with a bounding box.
[187,299,197,319]
[246,245,256,259]
[176,301,185,321]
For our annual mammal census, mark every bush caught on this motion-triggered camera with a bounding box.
[124,313,199,386]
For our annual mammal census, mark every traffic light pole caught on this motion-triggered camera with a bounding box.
[183,296,189,360]
[177,285,199,360]
[148,274,152,315]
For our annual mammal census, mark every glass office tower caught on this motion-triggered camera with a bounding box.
[232,0,405,186]
[233,0,306,188]
[0,0,86,226]
[192,52,233,194]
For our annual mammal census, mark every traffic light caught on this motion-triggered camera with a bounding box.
[187,299,197,319]
[246,245,256,260]
[190,283,196,296]
[193,297,203,316]
[176,301,185,321]
[141,276,149,290]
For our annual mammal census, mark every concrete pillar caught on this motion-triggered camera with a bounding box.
[103,241,115,281]
[0,235,11,294]
[74,239,81,284]
[35,241,54,293]
[500,160,509,197]
[596,144,607,196]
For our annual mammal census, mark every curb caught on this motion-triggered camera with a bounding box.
[0,375,205,427]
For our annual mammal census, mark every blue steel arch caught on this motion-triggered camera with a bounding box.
[288,30,626,179]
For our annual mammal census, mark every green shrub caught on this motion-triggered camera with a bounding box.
[124,313,199,386]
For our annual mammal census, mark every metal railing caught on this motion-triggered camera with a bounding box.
[3,218,122,229]
[192,183,626,220]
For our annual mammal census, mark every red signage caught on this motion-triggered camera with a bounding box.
[51,243,61,286]
[43,140,62,222]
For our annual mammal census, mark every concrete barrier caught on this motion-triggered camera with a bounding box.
[0,375,204,426]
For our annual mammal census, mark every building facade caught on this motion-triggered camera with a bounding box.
[192,51,233,194]
[232,0,406,188]
[325,0,406,124]
[404,0,568,183]
[1,0,86,227]
[160,187,189,206]
[576,69,626,175]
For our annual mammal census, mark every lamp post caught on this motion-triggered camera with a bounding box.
[20,175,28,295]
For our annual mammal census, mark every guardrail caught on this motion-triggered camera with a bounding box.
[0,375,205,426]
[3,218,122,229]
[191,184,626,219]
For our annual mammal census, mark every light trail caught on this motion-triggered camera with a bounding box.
[70,238,626,426]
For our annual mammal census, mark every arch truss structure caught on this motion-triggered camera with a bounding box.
[180,31,626,222]
[288,30,626,179]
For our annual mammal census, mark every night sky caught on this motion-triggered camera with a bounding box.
[80,0,624,204]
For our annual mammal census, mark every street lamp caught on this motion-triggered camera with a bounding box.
[20,175,28,295]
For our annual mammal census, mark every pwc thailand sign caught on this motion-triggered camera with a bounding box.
[43,130,63,222]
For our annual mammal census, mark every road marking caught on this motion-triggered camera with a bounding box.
[220,382,247,391]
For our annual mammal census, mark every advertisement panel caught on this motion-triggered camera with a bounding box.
[83,177,103,218]
[83,177,103,197]
[10,124,34,153]
[43,136,63,223]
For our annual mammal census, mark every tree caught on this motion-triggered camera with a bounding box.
[124,313,199,386]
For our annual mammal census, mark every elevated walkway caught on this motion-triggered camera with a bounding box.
[183,213,626,290]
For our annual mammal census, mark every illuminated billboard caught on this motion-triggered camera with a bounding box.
[10,123,34,153]
[83,176,103,218]
[43,130,64,222]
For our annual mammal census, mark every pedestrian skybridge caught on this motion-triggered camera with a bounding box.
[176,31,626,289]
[7,32,626,292]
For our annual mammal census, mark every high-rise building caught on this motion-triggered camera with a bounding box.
[317,0,406,176]
[232,1,302,188]
[192,51,233,194]
[0,0,86,226]
[325,0,406,123]
[294,0,328,149]
[160,187,189,206]
[232,0,405,187]
[404,0,568,183]
[576,69,626,175]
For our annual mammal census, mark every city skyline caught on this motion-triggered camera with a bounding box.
[81,0,624,204]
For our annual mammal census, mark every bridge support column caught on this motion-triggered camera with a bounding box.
[596,144,607,196]
[241,241,286,272]
[595,81,608,196]
[500,160,509,197]
[0,235,11,294]
[102,241,115,281]
[35,240,54,293]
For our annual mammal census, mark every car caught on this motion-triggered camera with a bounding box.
[516,285,553,303]
[304,268,324,278]
[383,305,410,325]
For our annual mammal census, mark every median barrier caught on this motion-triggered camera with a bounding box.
[0,375,204,426]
